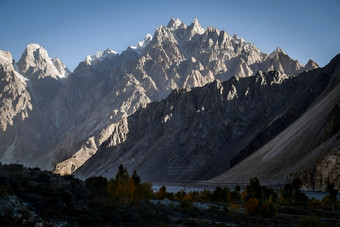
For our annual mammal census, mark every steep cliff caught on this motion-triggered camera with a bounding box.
[211,55,340,187]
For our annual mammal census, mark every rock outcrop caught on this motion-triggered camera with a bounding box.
[0,50,32,163]
[0,51,32,132]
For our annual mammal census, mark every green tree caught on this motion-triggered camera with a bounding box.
[282,179,308,205]
[212,187,229,202]
[116,164,129,184]
[132,170,141,186]
[107,178,116,198]
[299,216,324,227]
[199,189,212,202]
[235,184,241,192]
[244,198,259,216]
[326,183,338,211]
[107,165,152,205]
[175,189,186,201]
[85,176,108,193]
[228,190,241,203]
[135,182,153,202]
[244,177,262,200]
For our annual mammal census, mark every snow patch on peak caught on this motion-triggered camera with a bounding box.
[85,48,118,65]
[14,70,29,85]
[129,34,153,54]
[24,43,50,61]
[18,43,70,80]
[269,47,286,58]
[138,34,153,49]
[26,43,42,51]
[52,58,71,78]
[24,43,49,60]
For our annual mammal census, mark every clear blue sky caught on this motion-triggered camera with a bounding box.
[1,0,339,71]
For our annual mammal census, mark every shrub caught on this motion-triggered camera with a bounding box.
[244,198,277,218]
[282,179,308,205]
[85,176,108,191]
[175,189,186,201]
[180,199,193,209]
[199,189,212,202]
[135,182,153,202]
[241,190,249,201]
[244,198,259,216]
[228,190,241,203]
[260,201,277,218]
[299,216,324,227]
[212,187,229,202]
[245,178,262,200]
[229,203,241,214]
[182,194,192,201]
[308,198,321,209]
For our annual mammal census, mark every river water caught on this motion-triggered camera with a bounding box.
[153,185,340,200]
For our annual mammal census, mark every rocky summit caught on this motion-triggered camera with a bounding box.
[0,18,325,188]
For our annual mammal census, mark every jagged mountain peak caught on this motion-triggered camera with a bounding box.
[84,48,118,65]
[22,43,53,66]
[187,18,205,35]
[26,43,43,50]
[0,50,13,64]
[129,34,153,54]
[0,49,32,133]
[232,34,239,40]
[167,18,186,30]
[19,43,49,70]
[304,59,319,70]
[269,46,286,58]
[18,43,69,80]
[163,18,206,42]
[52,57,71,79]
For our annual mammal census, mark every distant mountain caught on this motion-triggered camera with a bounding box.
[0,18,318,178]
[0,44,70,167]
[53,18,317,175]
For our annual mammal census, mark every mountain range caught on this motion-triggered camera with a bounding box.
[2,18,337,190]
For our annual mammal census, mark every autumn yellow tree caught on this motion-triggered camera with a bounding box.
[107,165,152,205]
